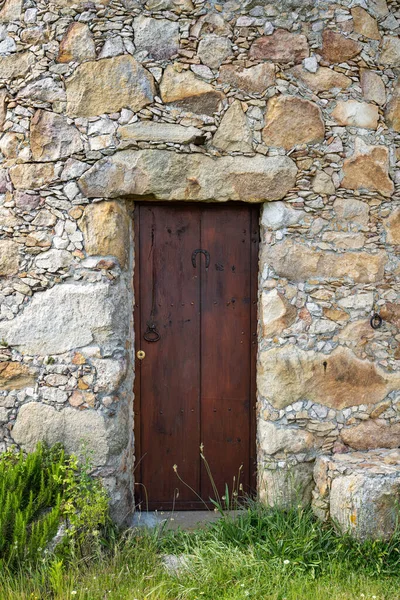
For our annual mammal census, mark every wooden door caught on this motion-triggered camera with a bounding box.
[134,203,258,510]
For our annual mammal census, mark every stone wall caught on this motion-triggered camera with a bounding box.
[0,0,399,520]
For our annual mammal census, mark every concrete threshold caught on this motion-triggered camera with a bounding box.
[131,510,243,531]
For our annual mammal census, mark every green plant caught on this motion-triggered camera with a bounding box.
[0,443,64,569]
[59,447,110,557]
[0,442,110,570]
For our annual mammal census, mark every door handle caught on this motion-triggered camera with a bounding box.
[137,350,146,360]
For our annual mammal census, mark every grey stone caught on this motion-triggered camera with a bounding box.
[118,121,204,145]
[98,36,125,59]
[259,420,314,455]
[0,280,129,356]
[0,36,16,54]
[61,158,89,181]
[42,387,68,404]
[34,249,74,272]
[11,402,128,467]
[259,462,314,509]
[92,358,126,392]
[30,110,83,162]
[380,36,400,66]
[133,16,179,61]
[261,201,306,230]
[17,77,67,104]
[198,35,232,69]
[333,197,369,227]
[78,149,297,202]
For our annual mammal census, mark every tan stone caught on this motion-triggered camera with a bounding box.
[291,66,351,92]
[58,22,96,63]
[160,64,224,116]
[218,63,275,94]
[380,302,400,328]
[261,288,297,337]
[0,207,21,228]
[262,96,324,150]
[78,149,297,202]
[55,0,109,4]
[118,121,204,145]
[0,362,35,391]
[342,139,394,197]
[257,345,400,410]
[66,56,155,117]
[341,420,400,450]
[312,170,335,195]
[30,110,83,162]
[0,0,22,22]
[0,52,34,80]
[79,201,130,268]
[190,13,230,38]
[351,7,380,40]
[332,100,379,129]
[0,132,23,159]
[321,30,361,63]
[250,29,309,64]
[264,239,385,283]
[0,240,19,276]
[322,231,365,250]
[10,163,59,189]
[379,36,400,66]
[323,308,349,322]
[384,208,400,244]
[0,89,7,131]
[385,81,400,132]
[360,70,386,106]
[212,100,252,153]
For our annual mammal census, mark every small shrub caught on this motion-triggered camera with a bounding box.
[0,442,110,569]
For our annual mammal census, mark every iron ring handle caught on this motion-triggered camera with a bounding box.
[370,314,383,330]
[144,324,161,342]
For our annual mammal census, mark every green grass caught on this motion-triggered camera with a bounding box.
[1,502,400,600]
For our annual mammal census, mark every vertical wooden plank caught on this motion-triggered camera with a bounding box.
[200,205,254,502]
[136,204,201,509]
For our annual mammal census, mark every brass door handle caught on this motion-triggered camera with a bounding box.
[137,350,146,360]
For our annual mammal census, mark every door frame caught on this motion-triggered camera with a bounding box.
[133,202,259,510]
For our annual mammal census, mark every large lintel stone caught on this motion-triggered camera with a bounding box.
[78,149,297,202]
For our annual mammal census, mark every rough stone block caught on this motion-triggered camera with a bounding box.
[259,462,315,509]
[313,451,400,540]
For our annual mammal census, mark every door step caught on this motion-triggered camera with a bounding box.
[131,509,243,530]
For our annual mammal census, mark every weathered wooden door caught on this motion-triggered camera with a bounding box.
[134,203,258,510]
